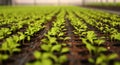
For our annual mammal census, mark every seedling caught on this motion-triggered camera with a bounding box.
[89,53,118,65]
[0,54,9,63]
[1,37,21,55]
[82,38,107,55]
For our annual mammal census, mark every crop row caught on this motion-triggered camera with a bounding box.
[0,6,120,65]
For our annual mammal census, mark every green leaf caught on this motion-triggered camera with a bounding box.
[88,58,94,63]
[2,54,9,60]
[51,45,61,52]
[58,32,64,37]
[41,44,51,51]
[49,37,57,44]
[58,55,67,63]
[28,61,41,65]
[94,39,105,45]
[13,48,21,52]
[108,54,118,60]
[33,51,41,59]
[86,31,96,44]
[41,38,49,43]
[64,37,70,40]
[42,59,53,65]
[27,36,30,41]
[42,53,57,62]
[0,54,9,61]
[97,47,107,53]
[61,48,69,53]
[96,56,104,64]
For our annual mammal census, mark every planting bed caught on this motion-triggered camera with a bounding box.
[0,6,120,65]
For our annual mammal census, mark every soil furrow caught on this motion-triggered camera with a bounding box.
[65,13,88,65]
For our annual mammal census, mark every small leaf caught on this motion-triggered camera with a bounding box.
[13,48,21,52]
[96,56,103,64]
[64,37,70,40]
[61,48,69,53]
[58,32,64,37]
[27,36,30,41]
[51,45,61,52]
[58,55,67,63]
[88,58,94,63]
[42,59,53,65]
[97,47,107,53]
[49,37,57,44]
[33,51,41,59]
[41,44,51,51]
[95,39,105,45]
[108,54,118,60]
[2,54,9,60]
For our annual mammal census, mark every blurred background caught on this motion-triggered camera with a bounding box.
[0,0,120,5]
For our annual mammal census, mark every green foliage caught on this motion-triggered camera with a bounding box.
[33,51,42,60]
[114,62,120,65]
[86,31,97,44]
[89,53,118,65]
[1,37,21,55]
[1,6,120,65]
[111,33,120,41]
[0,54,9,62]
[51,44,61,52]
[82,38,107,55]
[58,55,67,63]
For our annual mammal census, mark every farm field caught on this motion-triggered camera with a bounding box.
[0,6,120,65]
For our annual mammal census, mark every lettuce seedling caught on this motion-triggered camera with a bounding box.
[0,54,9,63]
[94,39,105,45]
[33,51,42,60]
[82,38,107,55]
[58,55,67,63]
[51,44,62,52]
[1,37,21,55]
[61,48,69,54]
[86,31,97,44]
[111,33,120,41]
[42,35,57,45]
[40,44,52,52]
[89,53,118,65]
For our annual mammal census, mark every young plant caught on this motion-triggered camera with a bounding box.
[111,33,120,41]
[86,31,97,44]
[1,37,21,55]
[0,54,9,63]
[89,53,118,65]
[82,38,107,55]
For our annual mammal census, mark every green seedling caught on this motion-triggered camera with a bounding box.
[86,31,97,44]
[89,53,118,65]
[1,37,21,55]
[0,54,9,63]
[82,38,107,55]
[111,33,120,41]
